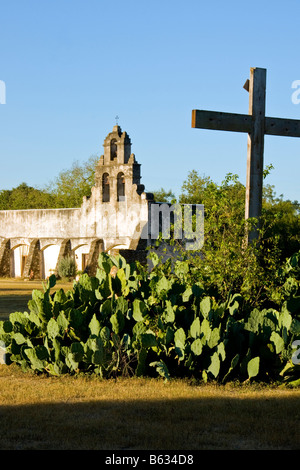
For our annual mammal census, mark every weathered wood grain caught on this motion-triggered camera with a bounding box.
[191,109,252,133]
[192,66,300,242]
[265,116,300,137]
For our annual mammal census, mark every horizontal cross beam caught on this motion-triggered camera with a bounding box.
[264,116,300,137]
[192,109,252,133]
[192,109,300,138]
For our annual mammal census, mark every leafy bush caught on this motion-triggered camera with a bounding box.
[57,256,77,280]
[1,170,298,384]
[0,251,299,386]
[178,172,300,307]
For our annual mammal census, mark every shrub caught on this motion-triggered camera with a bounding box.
[0,251,299,386]
[57,255,77,280]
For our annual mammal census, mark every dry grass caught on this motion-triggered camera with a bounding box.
[0,278,72,320]
[0,363,299,450]
[0,279,299,451]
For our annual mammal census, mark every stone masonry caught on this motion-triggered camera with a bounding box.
[0,126,154,279]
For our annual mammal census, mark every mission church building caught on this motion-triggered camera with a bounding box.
[0,125,155,279]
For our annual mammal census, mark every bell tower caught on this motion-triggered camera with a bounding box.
[102,125,132,165]
[95,125,147,203]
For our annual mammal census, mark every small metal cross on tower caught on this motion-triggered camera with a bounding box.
[192,67,300,242]
[115,115,120,126]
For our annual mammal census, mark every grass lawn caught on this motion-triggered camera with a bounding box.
[0,278,299,451]
[0,278,73,320]
[0,364,299,450]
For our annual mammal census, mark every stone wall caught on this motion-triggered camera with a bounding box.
[0,125,154,279]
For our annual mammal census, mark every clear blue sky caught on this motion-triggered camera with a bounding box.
[0,0,299,202]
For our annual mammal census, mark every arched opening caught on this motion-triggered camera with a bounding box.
[106,244,128,255]
[102,173,110,202]
[117,172,125,201]
[12,244,29,277]
[74,244,90,272]
[110,139,117,160]
[42,245,60,279]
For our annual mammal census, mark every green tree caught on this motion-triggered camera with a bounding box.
[0,155,99,210]
[175,170,299,308]
[179,170,214,205]
[0,189,12,209]
[152,188,176,203]
[0,183,55,210]
[47,155,99,208]
[262,184,300,261]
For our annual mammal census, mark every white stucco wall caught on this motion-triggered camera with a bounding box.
[0,126,154,279]
[0,190,149,247]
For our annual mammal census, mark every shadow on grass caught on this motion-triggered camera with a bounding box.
[0,395,299,450]
[0,280,74,321]
[0,296,31,320]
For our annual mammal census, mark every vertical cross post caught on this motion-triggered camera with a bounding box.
[192,66,300,244]
[245,67,266,242]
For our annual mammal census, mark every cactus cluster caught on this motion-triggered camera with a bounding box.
[0,250,299,385]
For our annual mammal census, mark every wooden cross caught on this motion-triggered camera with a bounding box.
[192,67,300,241]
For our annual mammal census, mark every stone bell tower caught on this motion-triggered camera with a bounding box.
[78,124,154,256]
[0,124,155,280]
[95,125,147,204]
